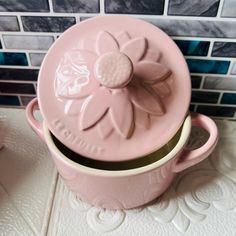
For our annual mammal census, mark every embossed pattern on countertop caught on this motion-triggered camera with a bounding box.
[1,108,236,235]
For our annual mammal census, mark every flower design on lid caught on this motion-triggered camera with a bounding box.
[55,31,172,139]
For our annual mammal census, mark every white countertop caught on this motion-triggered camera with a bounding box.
[1,108,236,236]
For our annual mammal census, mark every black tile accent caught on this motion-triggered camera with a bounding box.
[191,76,202,88]
[52,0,99,13]
[212,42,236,58]
[0,16,20,31]
[189,104,195,111]
[0,82,35,95]
[197,105,236,117]
[191,91,220,103]
[105,0,164,15]
[168,0,220,17]
[0,95,20,106]
[21,16,76,32]
[0,69,39,82]
[0,0,49,12]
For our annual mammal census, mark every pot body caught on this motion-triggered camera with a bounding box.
[26,98,219,209]
[49,145,180,209]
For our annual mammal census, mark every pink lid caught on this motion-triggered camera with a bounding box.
[38,15,191,161]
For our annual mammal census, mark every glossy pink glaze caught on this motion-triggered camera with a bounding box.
[37,16,191,162]
[26,100,218,209]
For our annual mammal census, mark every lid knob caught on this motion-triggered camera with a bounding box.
[94,52,133,89]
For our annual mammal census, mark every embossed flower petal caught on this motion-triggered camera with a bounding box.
[134,107,150,129]
[97,113,114,139]
[134,61,171,84]
[110,90,134,138]
[143,49,161,62]
[152,81,171,98]
[80,87,111,130]
[178,199,206,223]
[172,209,190,233]
[87,208,125,233]
[129,86,164,115]
[115,31,131,46]
[121,37,147,62]
[148,188,178,223]
[96,31,119,55]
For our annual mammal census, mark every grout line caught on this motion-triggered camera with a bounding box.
[1,11,236,21]
[190,72,236,78]
[137,14,236,21]
[216,0,225,18]
[17,15,24,32]
[0,11,97,17]
[0,92,36,96]
[227,60,234,75]
[33,83,38,93]
[43,171,59,236]
[199,75,205,89]
[18,95,23,106]
[171,36,236,42]
[0,79,37,83]
[0,48,48,53]
[163,0,169,16]
[207,41,214,57]
[191,102,236,107]
[192,88,236,93]
[25,51,32,66]
[100,0,105,14]
[48,0,54,13]
[193,104,198,112]
[0,104,25,109]
[0,34,5,49]
[2,31,59,37]
[217,92,223,104]
[2,31,236,42]
[184,55,234,60]
[0,65,40,69]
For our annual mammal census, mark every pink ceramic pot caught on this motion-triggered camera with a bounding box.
[26,98,218,209]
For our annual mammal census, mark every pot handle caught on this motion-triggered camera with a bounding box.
[26,98,44,141]
[173,112,218,173]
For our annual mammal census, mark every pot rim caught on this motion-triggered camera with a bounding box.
[43,115,191,177]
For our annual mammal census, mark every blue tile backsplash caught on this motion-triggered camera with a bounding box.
[174,40,210,56]
[0,0,236,119]
[221,93,236,105]
[0,95,20,106]
[0,52,28,66]
[186,59,230,74]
